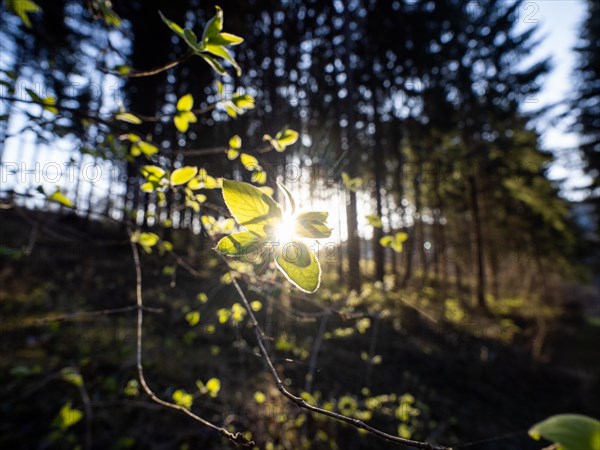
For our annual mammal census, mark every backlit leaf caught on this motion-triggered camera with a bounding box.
[275,241,321,293]
[529,414,600,450]
[215,231,262,258]
[221,179,281,236]
[48,190,74,208]
[229,135,242,149]
[115,112,142,124]
[276,128,299,146]
[295,212,331,238]
[159,11,184,38]
[177,94,194,112]
[171,167,198,186]
[240,153,259,170]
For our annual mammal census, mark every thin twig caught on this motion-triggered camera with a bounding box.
[33,305,162,325]
[73,368,93,450]
[118,52,193,78]
[128,227,254,448]
[304,311,331,392]
[222,256,452,450]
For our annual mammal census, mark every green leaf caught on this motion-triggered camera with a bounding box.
[379,232,408,252]
[211,32,244,46]
[183,28,199,49]
[56,403,82,430]
[229,135,242,149]
[141,182,155,193]
[172,389,193,409]
[98,1,121,28]
[199,53,226,76]
[131,140,159,157]
[275,241,321,293]
[251,170,267,185]
[137,232,159,247]
[48,190,74,208]
[177,94,194,112]
[224,101,238,118]
[342,172,363,192]
[232,94,255,110]
[171,166,198,185]
[263,134,283,151]
[529,414,600,450]
[115,112,142,124]
[7,0,41,28]
[391,232,408,252]
[295,212,332,238]
[185,311,200,326]
[61,368,83,387]
[174,111,197,132]
[379,236,393,247]
[276,128,299,146]
[140,165,166,183]
[202,6,223,41]
[205,377,221,398]
[215,231,262,258]
[240,153,259,170]
[42,96,58,114]
[204,44,241,76]
[159,11,184,38]
[366,214,383,228]
[221,179,281,236]
[277,182,296,214]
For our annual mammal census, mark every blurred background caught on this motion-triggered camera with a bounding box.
[0,0,599,449]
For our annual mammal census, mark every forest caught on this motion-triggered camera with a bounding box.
[0,0,599,449]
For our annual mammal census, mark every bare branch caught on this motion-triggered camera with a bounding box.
[222,256,452,450]
[128,227,254,448]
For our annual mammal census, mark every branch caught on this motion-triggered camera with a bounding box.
[115,52,193,78]
[128,228,254,448]
[33,305,162,325]
[222,256,452,450]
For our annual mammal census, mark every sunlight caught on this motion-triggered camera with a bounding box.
[275,212,297,245]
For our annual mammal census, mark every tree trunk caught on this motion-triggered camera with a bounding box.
[468,173,487,311]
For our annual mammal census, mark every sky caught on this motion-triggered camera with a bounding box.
[516,0,588,198]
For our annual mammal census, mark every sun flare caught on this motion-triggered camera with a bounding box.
[275,213,297,245]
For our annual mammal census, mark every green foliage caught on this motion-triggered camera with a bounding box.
[185,311,200,326]
[217,180,331,293]
[128,134,159,158]
[227,134,242,159]
[55,403,83,431]
[366,214,383,228]
[61,367,83,387]
[341,172,363,192]
[196,378,221,398]
[172,389,193,409]
[123,379,139,397]
[170,166,198,186]
[379,232,407,252]
[91,0,121,27]
[5,0,41,28]
[115,112,142,125]
[529,414,600,450]
[131,231,160,253]
[294,212,332,238]
[47,189,75,208]
[263,128,299,152]
[159,6,244,76]
[174,94,198,132]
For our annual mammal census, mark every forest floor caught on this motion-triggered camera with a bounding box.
[1,209,599,450]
